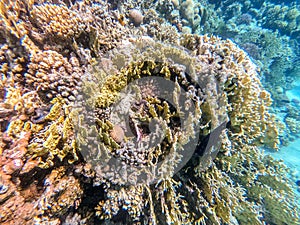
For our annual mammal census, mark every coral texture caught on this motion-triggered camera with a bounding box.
[0,0,299,225]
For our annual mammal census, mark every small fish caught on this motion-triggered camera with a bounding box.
[118,14,126,26]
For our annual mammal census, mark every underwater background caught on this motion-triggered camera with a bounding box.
[0,0,299,224]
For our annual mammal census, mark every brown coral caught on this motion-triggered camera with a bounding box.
[25,50,82,101]
[0,0,30,39]
[37,167,83,217]
[0,127,40,225]
[30,3,85,40]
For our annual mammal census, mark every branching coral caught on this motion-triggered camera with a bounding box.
[261,4,300,36]
[25,50,82,101]
[0,95,81,224]
[0,0,31,39]
[36,166,83,218]
[75,37,228,187]
[30,3,85,40]
[0,43,28,88]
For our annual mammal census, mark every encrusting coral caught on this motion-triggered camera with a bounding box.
[0,0,299,225]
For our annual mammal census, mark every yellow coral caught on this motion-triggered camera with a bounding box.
[0,0,29,38]
[28,98,78,168]
[30,3,85,40]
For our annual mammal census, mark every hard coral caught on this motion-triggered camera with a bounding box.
[0,1,299,225]
[74,33,297,224]
[25,50,82,101]
[181,34,279,148]
[0,125,40,225]
[30,3,85,40]
[0,0,30,39]
[76,38,214,186]
[37,167,83,218]
[28,98,78,168]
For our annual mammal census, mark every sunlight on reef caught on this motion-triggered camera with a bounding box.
[0,0,299,224]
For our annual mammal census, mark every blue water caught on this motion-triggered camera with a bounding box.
[269,137,300,191]
[286,81,300,103]
[271,82,300,200]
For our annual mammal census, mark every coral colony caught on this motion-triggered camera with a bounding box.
[0,0,299,225]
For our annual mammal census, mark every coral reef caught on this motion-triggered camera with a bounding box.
[0,0,299,225]
[208,0,300,144]
[75,41,205,185]
[144,0,300,145]
[155,0,300,145]
[0,90,82,224]
[27,97,78,168]
[260,3,300,36]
